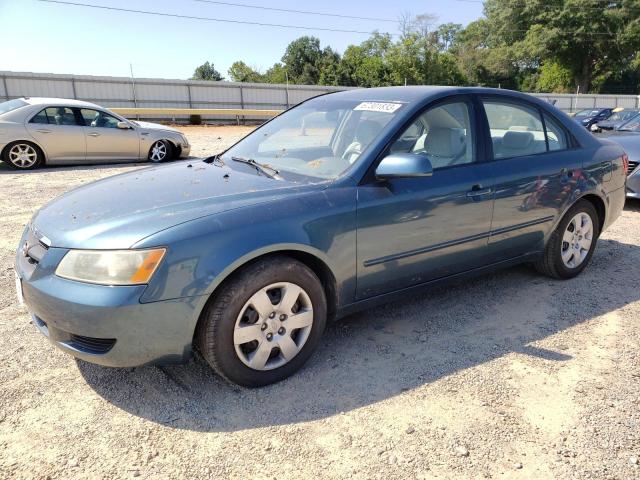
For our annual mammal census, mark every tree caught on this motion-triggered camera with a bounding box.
[191,61,224,81]
[281,36,323,84]
[263,63,288,84]
[228,61,263,83]
[470,0,640,93]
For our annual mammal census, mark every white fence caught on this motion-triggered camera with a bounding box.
[1,71,639,122]
[0,71,350,122]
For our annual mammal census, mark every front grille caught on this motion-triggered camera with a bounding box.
[68,334,116,354]
[628,160,639,176]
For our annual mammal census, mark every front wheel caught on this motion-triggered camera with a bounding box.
[535,200,600,279]
[148,140,173,163]
[196,256,327,387]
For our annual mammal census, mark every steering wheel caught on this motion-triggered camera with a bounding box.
[341,144,362,163]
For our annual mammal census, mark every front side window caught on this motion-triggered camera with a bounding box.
[390,101,475,169]
[30,107,77,126]
[80,109,120,128]
[220,97,402,179]
[483,100,547,159]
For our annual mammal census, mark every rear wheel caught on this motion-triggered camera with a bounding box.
[196,256,327,387]
[148,140,172,163]
[535,200,600,279]
[3,141,43,169]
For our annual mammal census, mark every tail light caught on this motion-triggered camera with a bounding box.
[622,153,629,173]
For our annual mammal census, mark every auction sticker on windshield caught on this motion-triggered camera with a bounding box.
[354,102,403,113]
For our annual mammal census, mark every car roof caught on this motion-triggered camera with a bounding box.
[318,85,567,106]
[21,97,103,109]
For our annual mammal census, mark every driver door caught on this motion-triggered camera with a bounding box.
[355,97,496,299]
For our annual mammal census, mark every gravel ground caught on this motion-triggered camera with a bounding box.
[1,125,639,480]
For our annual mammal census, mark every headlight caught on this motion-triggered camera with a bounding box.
[55,248,166,285]
[180,134,189,145]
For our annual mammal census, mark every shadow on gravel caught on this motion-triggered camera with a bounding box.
[78,237,640,432]
[0,158,193,174]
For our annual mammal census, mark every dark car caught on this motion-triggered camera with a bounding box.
[597,116,640,198]
[593,108,640,132]
[15,87,627,387]
[573,108,613,130]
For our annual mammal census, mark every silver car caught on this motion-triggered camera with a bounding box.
[0,98,190,169]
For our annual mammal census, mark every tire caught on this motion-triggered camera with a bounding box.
[148,140,173,163]
[2,141,44,169]
[535,199,600,279]
[196,255,327,387]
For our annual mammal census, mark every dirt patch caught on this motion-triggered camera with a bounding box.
[0,129,639,479]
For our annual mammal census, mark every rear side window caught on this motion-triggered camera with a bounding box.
[483,101,546,159]
[544,114,569,151]
[483,100,571,159]
[29,107,78,126]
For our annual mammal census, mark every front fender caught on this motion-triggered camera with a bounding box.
[134,187,357,307]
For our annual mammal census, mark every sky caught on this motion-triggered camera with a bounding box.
[0,0,484,80]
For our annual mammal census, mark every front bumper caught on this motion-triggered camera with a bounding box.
[627,169,640,199]
[15,230,207,367]
[179,143,191,158]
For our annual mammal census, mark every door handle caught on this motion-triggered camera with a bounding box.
[36,129,51,133]
[466,185,493,198]
[88,132,101,137]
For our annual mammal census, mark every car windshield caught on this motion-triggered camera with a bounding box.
[576,109,601,117]
[0,99,28,115]
[608,110,639,122]
[618,114,640,132]
[219,97,404,179]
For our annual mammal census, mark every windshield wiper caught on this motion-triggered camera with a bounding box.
[231,156,280,179]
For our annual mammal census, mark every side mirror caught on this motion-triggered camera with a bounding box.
[375,153,433,179]
[117,121,131,129]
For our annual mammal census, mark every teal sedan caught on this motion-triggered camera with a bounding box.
[15,87,627,387]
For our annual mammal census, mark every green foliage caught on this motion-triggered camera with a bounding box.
[189,114,202,125]
[191,6,640,93]
[228,61,264,83]
[536,63,574,93]
[191,61,224,81]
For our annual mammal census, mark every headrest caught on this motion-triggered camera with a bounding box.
[502,130,534,150]
[424,127,466,158]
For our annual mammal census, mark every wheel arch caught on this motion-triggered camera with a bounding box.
[577,192,606,234]
[193,246,340,343]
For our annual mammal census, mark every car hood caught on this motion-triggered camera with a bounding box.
[31,161,326,249]
[133,121,180,133]
[597,131,640,159]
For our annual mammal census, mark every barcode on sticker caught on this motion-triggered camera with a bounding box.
[354,102,403,113]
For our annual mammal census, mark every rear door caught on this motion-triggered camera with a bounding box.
[479,97,582,261]
[79,108,140,161]
[25,106,86,161]
[355,96,496,299]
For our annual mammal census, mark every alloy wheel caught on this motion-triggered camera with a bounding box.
[9,144,38,168]
[233,282,314,371]
[561,212,594,268]
[150,141,167,162]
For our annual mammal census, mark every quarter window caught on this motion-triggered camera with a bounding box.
[390,101,475,169]
[544,113,569,151]
[30,107,78,126]
[80,109,121,128]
